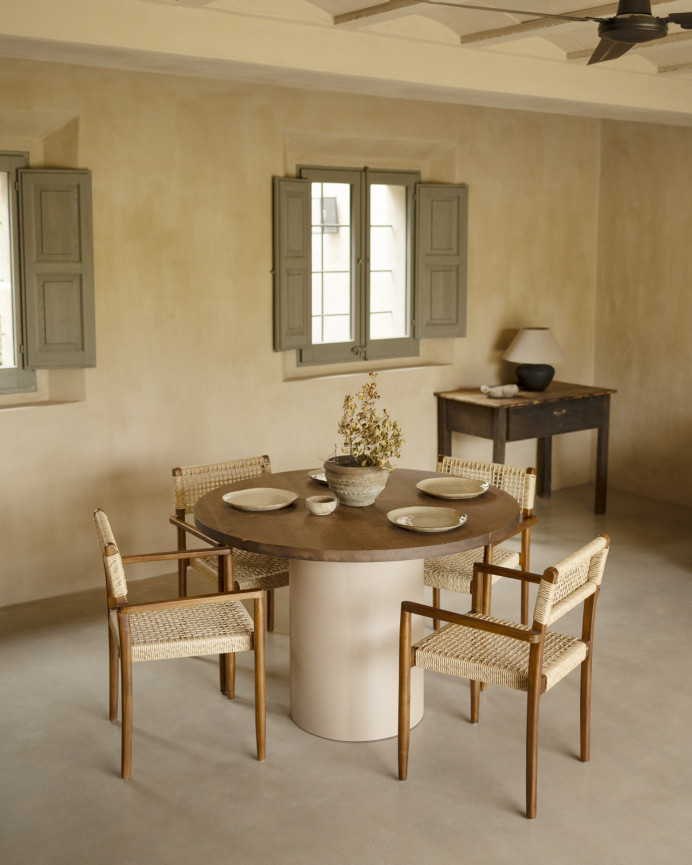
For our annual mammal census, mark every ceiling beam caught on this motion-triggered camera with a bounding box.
[658,61,692,73]
[459,4,616,45]
[334,1,420,25]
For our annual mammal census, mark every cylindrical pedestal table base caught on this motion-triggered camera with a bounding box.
[289,558,425,741]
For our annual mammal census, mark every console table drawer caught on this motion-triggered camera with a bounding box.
[507,397,603,439]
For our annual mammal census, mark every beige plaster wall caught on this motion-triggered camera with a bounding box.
[595,121,692,508]
[1,57,603,607]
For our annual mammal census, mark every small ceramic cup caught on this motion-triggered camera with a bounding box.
[306,495,338,515]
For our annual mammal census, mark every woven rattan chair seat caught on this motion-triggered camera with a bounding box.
[191,548,290,591]
[424,545,519,593]
[413,614,587,693]
[109,600,254,663]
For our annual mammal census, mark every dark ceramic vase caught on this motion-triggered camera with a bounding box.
[516,363,555,391]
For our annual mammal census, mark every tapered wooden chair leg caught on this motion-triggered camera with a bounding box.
[222,653,234,701]
[218,561,228,693]
[108,630,119,721]
[120,641,133,780]
[526,683,541,819]
[480,571,492,692]
[175,519,189,598]
[431,587,441,631]
[580,654,592,762]
[254,596,266,761]
[177,558,187,597]
[470,680,480,724]
[580,592,597,762]
[219,656,228,694]
[521,581,529,626]
[224,653,235,700]
[520,526,531,625]
[266,589,275,632]
[398,610,412,780]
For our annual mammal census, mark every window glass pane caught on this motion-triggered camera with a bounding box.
[0,171,17,369]
[322,315,351,344]
[310,181,352,344]
[311,273,323,317]
[322,271,350,315]
[369,184,409,341]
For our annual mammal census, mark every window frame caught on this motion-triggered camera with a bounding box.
[297,165,419,367]
[273,171,468,366]
[0,151,36,393]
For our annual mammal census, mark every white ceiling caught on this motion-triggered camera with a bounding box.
[2,0,692,125]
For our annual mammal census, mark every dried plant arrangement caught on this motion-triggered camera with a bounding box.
[336,372,404,470]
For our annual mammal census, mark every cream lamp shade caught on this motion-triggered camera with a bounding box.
[503,327,564,391]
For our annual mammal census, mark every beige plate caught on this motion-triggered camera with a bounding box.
[387,506,468,533]
[416,476,489,500]
[308,469,328,485]
[222,488,298,511]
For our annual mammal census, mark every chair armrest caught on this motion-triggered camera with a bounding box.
[400,600,541,643]
[118,588,262,616]
[472,561,544,584]
[120,547,231,565]
[169,515,225,547]
[497,513,539,542]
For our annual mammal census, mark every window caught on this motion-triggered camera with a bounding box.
[0,152,95,394]
[1,153,34,392]
[273,167,468,365]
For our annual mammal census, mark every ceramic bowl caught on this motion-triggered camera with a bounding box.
[306,495,338,515]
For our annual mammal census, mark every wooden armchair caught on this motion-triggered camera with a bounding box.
[94,508,266,779]
[172,455,290,631]
[424,457,537,625]
[400,534,610,818]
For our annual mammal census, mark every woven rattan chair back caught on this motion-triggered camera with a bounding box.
[429,456,537,623]
[94,508,128,600]
[533,535,609,627]
[172,455,272,515]
[437,456,536,511]
[171,455,288,631]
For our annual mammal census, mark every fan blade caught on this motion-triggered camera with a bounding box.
[667,12,692,29]
[587,38,635,65]
[422,1,599,23]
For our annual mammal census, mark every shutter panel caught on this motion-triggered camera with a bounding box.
[273,177,311,351]
[415,183,467,339]
[19,169,95,367]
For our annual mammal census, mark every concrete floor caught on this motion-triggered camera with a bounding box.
[1,485,691,865]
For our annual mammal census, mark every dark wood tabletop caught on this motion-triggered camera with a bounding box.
[194,467,520,564]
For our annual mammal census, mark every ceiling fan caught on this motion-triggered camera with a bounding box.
[422,0,692,63]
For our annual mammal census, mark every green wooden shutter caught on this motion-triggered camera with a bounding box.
[273,177,311,351]
[19,169,95,368]
[414,183,467,339]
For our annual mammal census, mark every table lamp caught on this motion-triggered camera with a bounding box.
[503,327,564,391]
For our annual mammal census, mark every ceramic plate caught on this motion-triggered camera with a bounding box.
[308,469,328,485]
[387,506,468,533]
[416,476,489,500]
[222,488,298,511]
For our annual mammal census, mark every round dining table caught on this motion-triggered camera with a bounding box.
[194,467,520,742]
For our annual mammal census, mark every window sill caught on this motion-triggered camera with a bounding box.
[0,399,82,412]
[282,359,453,383]
[0,368,86,408]
[281,337,458,382]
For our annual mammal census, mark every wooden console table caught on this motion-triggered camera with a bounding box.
[435,381,616,514]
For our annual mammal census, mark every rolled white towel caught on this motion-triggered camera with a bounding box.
[480,384,519,398]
